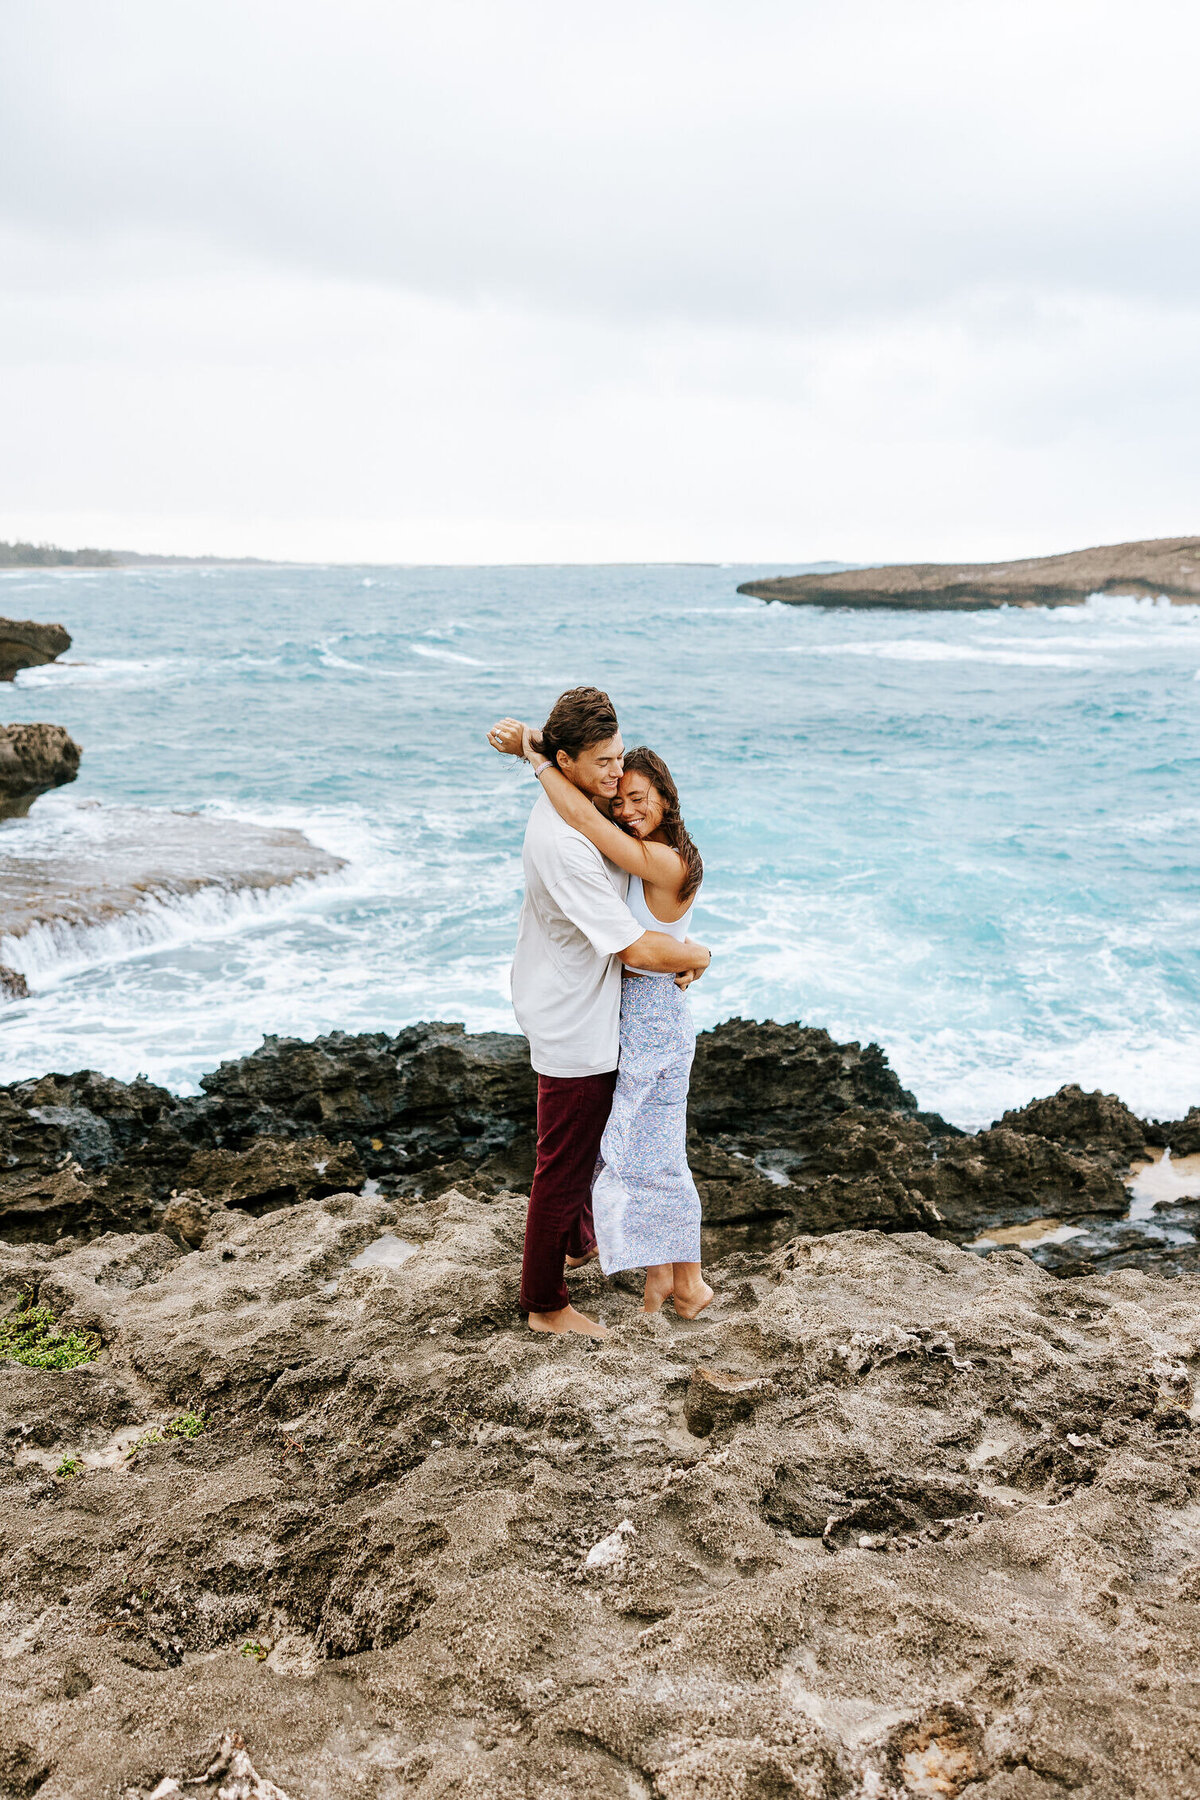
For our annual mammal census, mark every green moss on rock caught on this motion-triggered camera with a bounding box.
[0,1300,100,1370]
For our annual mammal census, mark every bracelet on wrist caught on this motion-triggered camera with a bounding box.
[529,759,551,777]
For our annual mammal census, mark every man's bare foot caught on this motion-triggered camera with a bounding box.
[672,1281,714,1319]
[642,1265,674,1313]
[527,1304,607,1338]
[565,1246,599,1269]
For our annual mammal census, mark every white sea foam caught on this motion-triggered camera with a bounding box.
[13,657,181,690]
[411,643,486,666]
[791,641,1094,669]
[315,643,372,673]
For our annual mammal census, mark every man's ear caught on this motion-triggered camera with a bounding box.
[556,749,573,774]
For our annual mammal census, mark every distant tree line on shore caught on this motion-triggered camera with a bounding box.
[0,541,263,568]
[0,541,120,567]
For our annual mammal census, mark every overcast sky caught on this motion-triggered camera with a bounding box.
[2,0,1198,563]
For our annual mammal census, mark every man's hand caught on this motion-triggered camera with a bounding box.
[675,942,711,990]
[487,718,528,757]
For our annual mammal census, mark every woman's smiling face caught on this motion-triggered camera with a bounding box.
[612,770,665,838]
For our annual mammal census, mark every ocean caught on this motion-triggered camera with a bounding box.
[2,562,1198,1129]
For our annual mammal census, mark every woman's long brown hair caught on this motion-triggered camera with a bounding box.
[620,746,703,905]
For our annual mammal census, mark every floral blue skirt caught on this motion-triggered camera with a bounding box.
[592,972,702,1274]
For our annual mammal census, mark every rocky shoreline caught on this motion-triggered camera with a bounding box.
[738,534,1200,610]
[2,1020,1200,1796]
[4,1018,1195,1278]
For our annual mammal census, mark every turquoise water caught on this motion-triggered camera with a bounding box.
[2,562,1198,1127]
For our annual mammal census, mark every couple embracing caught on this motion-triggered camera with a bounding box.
[487,686,713,1338]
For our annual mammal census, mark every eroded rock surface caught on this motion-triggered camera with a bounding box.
[3,1197,1200,1797]
[0,615,71,682]
[0,721,81,820]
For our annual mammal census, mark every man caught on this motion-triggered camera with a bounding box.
[487,687,710,1338]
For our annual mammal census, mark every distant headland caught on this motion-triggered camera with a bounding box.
[0,541,264,569]
[738,534,1200,609]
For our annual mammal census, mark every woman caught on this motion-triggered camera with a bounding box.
[494,719,713,1318]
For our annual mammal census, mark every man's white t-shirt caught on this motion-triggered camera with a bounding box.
[510,791,643,1078]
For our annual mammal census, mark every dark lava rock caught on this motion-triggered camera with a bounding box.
[0,616,70,683]
[198,1023,538,1178]
[1152,1106,1200,1156]
[1,1069,181,1172]
[177,1135,364,1217]
[685,1133,794,1224]
[915,1125,1130,1234]
[0,1071,190,1240]
[689,1017,930,1136]
[0,721,81,819]
[996,1084,1147,1160]
[0,1017,1190,1271]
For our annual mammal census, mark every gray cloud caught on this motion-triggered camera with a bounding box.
[1,0,1198,560]
[3,0,1199,328]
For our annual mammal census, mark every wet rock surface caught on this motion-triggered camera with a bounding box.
[0,721,81,820]
[4,1197,1200,1797]
[0,962,29,1000]
[0,615,71,682]
[0,804,345,962]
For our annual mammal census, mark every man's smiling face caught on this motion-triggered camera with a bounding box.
[557,732,624,801]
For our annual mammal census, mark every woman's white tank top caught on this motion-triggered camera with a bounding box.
[625,875,695,972]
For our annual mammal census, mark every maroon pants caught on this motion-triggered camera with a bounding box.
[519,1070,617,1314]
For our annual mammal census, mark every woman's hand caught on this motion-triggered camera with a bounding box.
[487,718,528,757]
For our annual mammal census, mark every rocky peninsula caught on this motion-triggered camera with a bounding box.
[738,535,1200,610]
[2,1019,1200,1796]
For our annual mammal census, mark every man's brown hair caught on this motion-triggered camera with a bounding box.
[533,686,620,765]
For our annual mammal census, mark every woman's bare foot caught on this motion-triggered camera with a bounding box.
[565,1246,599,1269]
[642,1264,674,1313]
[527,1304,607,1338]
[671,1264,714,1319]
[672,1282,714,1319]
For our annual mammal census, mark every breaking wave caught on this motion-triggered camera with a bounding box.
[1,869,347,988]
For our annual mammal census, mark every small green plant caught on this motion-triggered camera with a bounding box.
[125,1428,162,1458]
[0,1300,100,1370]
[164,1411,207,1439]
[241,1641,269,1661]
[124,1412,209,1459]
[56,1455,83,1478]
